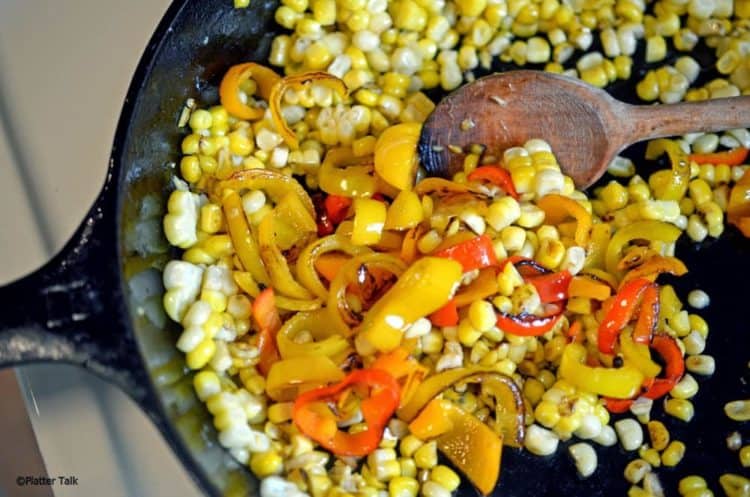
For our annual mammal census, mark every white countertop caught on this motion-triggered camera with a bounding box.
[0,1,203,496]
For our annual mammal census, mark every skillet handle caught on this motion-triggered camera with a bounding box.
[0,182,152,401]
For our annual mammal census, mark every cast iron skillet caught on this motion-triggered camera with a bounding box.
[0,0,747,496]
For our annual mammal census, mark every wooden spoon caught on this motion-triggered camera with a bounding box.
[419,70,750,188]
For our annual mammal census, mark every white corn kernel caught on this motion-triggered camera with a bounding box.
[687,289,710,309]
[592,425,617,447]
[569,443,597,478]
[405,317,432,338]
[560,246,586,275]
[615,418,643,451]
[525,424,560,456]
[686,355,715,375]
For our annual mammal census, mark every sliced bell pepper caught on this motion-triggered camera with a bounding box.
[371,348,427,407]
[374,123,421,191]
[292,368,400,456]
[728,169,750,236]
[355,257,462,353]
[258,212,315,300]
[688,147,749,165]
[408,398,502,496]
[319,147,378,198]
[216,169,315,217]
[568,275,612,301]
[385,190,423,230]
[266,355,346,401]
[641,334,684,400]
[621,256,688,285]
[351,197,387,246]
[270,72,348,149]
[429,300,459,327]
[583,223,612,270]
[597,277,652,354]
[605,220,681,277]
[324,194,353,225]
[633,283,659,344]
[253,288,282,376]
[400,225,424,264]
[467,165,519,200]
[646,139,691,201]
[604,397,635,414]
[219,62,281,120]
[433,234,499,272]
[559,343,645,399]
[620,328,662,378]
[496,311,562,337]
[506,256,550,277]
[453,267,500,307]
[296,234,370,299]
[222,190,271,285]
[276,309,351,360]
[526,270,572,303]
[537,193,592,247]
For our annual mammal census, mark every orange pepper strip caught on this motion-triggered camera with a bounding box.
[371,348,428,407]
[568,275,612,301]
[688,147,749,165]
[219,62,281,120]
[728,169,750,235]
[292,368,400,457]
[453,268,500,307]
[467,165,519,199]
[252,288,282,375]
[633,283,660,345]
[433,234,499,272]
[269,72,348,149]
[620,256,688,286]
[429,300,459,327]
[537,193,592,247]
[597,278,651,354]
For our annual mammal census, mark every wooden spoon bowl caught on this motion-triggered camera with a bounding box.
[419,70,750,188]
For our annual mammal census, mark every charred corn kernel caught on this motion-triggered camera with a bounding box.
[661,440,686,467]
[679,476,708,496]
[665,398,695,421]
[388,476,418,497]
[414,441,437,469]
[686,355,715,375]
[725,400,750,421]
[250,450,283,477]
[647,421,670,451]
[429,466,460,492]
[624,459,651,484]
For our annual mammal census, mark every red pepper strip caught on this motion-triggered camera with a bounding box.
[511,257,552,277]
[642,334,685,400]
[496,311,562,336]
[429,300,459,327]
[467,165,519,199]
[604,397,634,413]
[688,147,749,166]
[527,270,572,303]
[324,195,353,225]
[253,288,282,376]
[566,320,583,342]
[597,278,651,354]
[433,234,499,272]
[632,284,659,345]
[292,368,401,456]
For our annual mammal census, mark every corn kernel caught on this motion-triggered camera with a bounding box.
[662,440,686,467]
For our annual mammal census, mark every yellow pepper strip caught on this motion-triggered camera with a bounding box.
[646,139,691,201]
[352,198,387,246]
[453,268,500,307]
[584,223,611,269]
[233,271,261,297]
[258,212,315,300]
[319,147,378,197]
[276,309,351,359]
[400,225,424,264]
[409,398,502,496]
[371,347,428,407]
[265,356,345,401]
[274,295,323,311]
[605,220,681,277]
[219,62,281,120]
[216,169,315,217]
[620,255,688,286]
[384,190,424,230]
[580,268,618,290]
[398,366,494,422]
[537,193,592,247]
[658,284,682,329]
[222,191,270,285]
[728,169,750,224]
[620,328,662,378]
[355,257,463,354]
[559,343,645,399]
[328,253,407,336]
[296,234,371,299]
[275,191,317,235]
[269,72,348,149]
[374,123,422,191]
[568,275,612,301]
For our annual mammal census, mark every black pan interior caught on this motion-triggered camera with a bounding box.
[114,0,750,495]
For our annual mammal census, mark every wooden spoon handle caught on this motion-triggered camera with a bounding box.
[621,96,750,143]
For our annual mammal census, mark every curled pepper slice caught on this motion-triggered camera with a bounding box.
[223,190,270,285]
[646,139,691,201]
[433,234,499,272]
[258,212,315,300]
[559,343,645,399]
[621,256,688,286]
[276,309,351,360]
[292,368,400,456]
[253,288,282,376]
[568,275,612,301]
[296,234,371,299]
[537,193,592,247]
[688,147,749,165]
[526,270,572,303]
[270,72,348,149]
[453,268,499,307]
[597,277,652,354]
[219,62,281,120]
[319,147,378,198]
[267,356,346,402]
[371,348,427,407]
[496,311,562,337]
[633,283,659,344]
[605,220,681,277]
[641,334,684,400]
[620,328,662,378]
[467,165,519,199]
[216,169,315,217]
[429,300,459,327]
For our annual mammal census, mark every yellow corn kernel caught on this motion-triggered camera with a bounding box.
[268,402,293,424]
[399,435,423,458]
[665,398,695,422]
[250,451,283,477]
[458,319,483,347]
[662,440,686,467]
[600,181,629,210]
[468,300,497,333]
[199,204,223,234]
[537,238,566,269]
[388,476,419,497]
[414,441,438,469]
[181,155,202,183]
[679,476,708,495]
[430,465,460,492]
[186,338,216,369]
[647,421,670,451]
[580,65,609,88]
